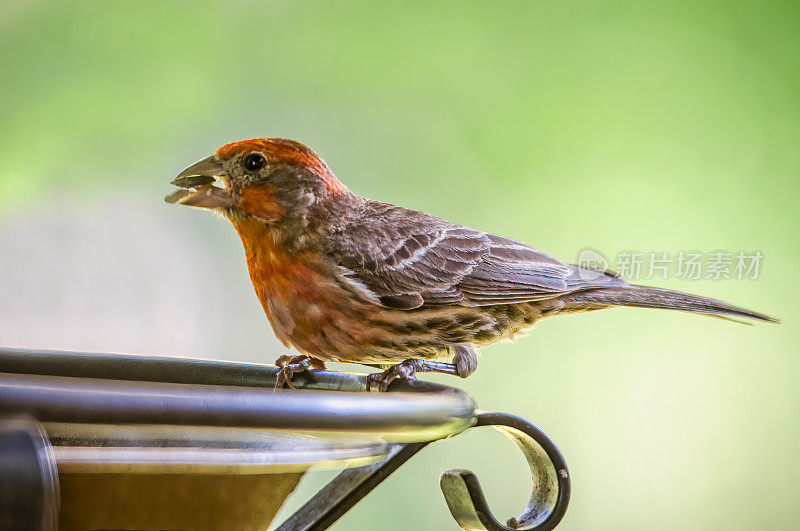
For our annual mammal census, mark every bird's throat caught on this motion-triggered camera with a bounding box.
[232,218,328,308]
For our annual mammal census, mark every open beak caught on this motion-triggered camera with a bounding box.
[165,155,234,210]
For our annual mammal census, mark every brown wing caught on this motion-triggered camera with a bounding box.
[330,201,624,310]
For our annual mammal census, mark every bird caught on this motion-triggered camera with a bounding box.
[166,138,777,390]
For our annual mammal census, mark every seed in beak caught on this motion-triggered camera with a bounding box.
[171,175,217,189]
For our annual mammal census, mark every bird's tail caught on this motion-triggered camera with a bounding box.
[564,285,778,323]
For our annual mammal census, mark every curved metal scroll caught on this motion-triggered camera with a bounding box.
[440,411,570,531]
[276,410,570,531]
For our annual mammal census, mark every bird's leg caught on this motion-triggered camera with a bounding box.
[274,354,326,390]
[366,344,478,392]
[365,359,462,392]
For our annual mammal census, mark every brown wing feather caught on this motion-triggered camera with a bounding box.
[330,201,625,309]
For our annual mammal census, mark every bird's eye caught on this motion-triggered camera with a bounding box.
[243,152,266,172]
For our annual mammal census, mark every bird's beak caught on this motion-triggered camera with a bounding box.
[165,155,234,210]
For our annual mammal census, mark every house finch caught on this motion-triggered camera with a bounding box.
[166,138,776,390]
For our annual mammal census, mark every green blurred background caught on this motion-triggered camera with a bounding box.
[1,1,798,529]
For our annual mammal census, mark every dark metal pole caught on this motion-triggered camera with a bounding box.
[0,418,59,531]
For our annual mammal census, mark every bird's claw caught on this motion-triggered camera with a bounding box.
[274,355,325,390]
[275,365,297,390]
[366,359,420,392]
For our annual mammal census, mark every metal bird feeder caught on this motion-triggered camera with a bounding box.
[0,347,570,530]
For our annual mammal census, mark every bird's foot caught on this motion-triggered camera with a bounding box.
[366,347,478,392]
[274,355,326,390]
[366,359,421,392]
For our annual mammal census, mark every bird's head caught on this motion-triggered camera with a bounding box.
[166,138,349,224]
